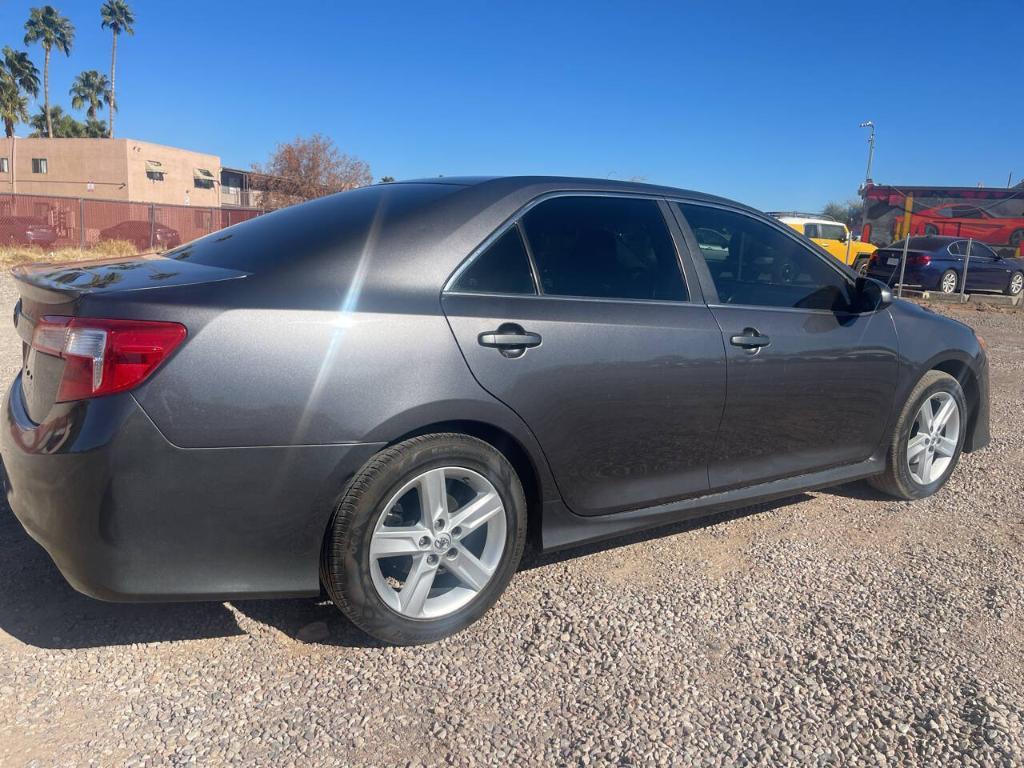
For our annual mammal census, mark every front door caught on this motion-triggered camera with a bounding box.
[443,194,726,517]
[674,202,899,491]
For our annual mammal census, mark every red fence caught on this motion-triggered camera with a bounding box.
[0,192,265,252]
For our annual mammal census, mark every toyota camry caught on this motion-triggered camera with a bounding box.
[1,177,990,644]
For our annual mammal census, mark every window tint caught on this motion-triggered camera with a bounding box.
[818,223,847,241]
[520,196,686,301]
[678,203,856,311]
[967,241,997,259]
[451,226,536,295]
[949,241,964,255]
[804,223,819,238]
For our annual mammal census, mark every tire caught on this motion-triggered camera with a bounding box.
[1006,270,1023,297]
[320,433,527,645]
[853,256,870,276]
[868,371,967,500]
[1009,229,1024,248]
[939,269,958,293]
[924,224,939,235]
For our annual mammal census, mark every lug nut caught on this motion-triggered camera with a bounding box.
[419,536,431,547]
[452,527,462,537]
[427,554,439,565]
[435,519,446,530]
[446,548,457,559]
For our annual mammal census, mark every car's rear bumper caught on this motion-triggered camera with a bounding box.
[1,375,383,602]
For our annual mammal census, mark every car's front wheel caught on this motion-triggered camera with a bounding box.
[321,434,527,645]
[868,370,967,500]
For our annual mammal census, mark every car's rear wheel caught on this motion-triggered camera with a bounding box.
[1006,270,1023,296]
[868,371,966,500]
[321,433,527,645]
[1009,229,1024,248]
[853,256,870,276]
[939,269,958,293]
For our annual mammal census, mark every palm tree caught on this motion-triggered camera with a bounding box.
[0,47,39,137]
[24,5,75,139]
[100,0,134,138]
[28,104,84,137]
[70,70,111,121]
[0,81,29,138]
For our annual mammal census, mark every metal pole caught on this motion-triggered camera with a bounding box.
[960,238,972,303]
[896,234,910,298]
[149,203,156,251]
[858,121,876,242]
[864,126,875,184]
[79,197,85,248]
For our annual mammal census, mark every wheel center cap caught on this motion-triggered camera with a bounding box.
[434,533,452,551]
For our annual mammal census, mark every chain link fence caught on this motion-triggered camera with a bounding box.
[0,192,265,253]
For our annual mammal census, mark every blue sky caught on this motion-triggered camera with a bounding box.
[2,0,1021,210]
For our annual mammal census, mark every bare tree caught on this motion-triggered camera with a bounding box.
[252,134,372,209]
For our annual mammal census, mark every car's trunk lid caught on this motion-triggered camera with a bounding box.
[11,254,247,423]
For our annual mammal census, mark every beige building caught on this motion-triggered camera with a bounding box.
[0,137,225,207]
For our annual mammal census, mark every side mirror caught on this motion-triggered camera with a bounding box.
[855,276,892,312]
[838,232,848,243]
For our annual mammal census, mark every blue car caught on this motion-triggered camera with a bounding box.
[866,236,1024,296]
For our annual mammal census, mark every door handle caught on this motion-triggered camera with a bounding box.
[478,324,542,357]
[730,328,771,350]
[479,331,542,348]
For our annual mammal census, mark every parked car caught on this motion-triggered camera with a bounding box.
[866,235,1024,296]
[909,204,1024,247]
[0,216,58,247]
[773,213,877,273]
[98,220,182,252]
[2,178,990,645]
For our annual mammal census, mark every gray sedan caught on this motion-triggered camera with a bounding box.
[1,177,990,644]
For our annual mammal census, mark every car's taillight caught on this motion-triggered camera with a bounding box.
[31,316,187,402]
[909,254,932,266]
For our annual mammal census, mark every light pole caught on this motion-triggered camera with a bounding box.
[859,120,876,186]
[858,120,875,242]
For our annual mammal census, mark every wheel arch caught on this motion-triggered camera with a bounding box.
[388,419,550,547]
[929,357,982,452]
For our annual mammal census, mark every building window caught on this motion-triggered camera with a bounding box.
[0,158,8,173]
[32,158,48,174]
[145,160,166,181]
[193,168,216,189]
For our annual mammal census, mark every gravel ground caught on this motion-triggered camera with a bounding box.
[0,273,1022,767]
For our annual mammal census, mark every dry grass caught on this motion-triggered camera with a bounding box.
[0,240,142,268]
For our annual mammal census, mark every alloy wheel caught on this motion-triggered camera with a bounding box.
[1010,273,1023,296]
[941,272,957,293]
[906,391,960,485]
[369,467,506,619]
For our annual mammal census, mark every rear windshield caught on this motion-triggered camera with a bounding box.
[160,183,464,271]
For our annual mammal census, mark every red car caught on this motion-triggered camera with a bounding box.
[910,204,1024,247]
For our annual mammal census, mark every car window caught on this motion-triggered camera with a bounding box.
[818,223,847,241]
[967,241,997,260]
[451,226,536,295]
[803,223,819,238]
[520,196,687,301]
[677,203,857,312]
[949,241,964,255]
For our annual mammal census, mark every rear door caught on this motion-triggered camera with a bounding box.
[673,202,899,490]
[442,194,726,517]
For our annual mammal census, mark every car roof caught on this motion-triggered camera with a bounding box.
[400,175,752,210]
